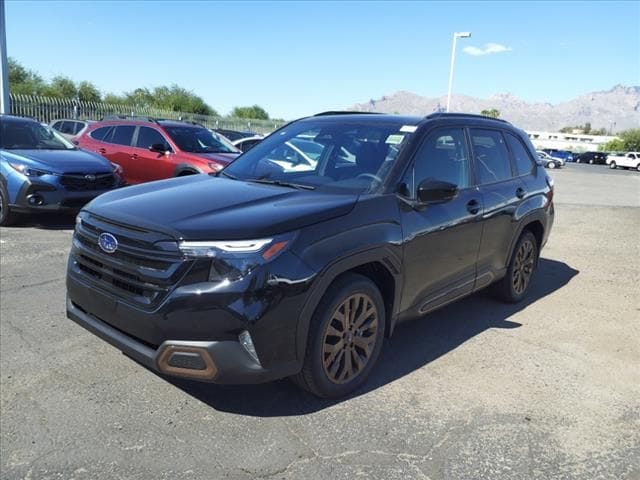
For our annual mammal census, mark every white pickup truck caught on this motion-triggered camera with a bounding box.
[606,152,640,171]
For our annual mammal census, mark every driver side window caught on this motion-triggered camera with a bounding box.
[403,128,471,197]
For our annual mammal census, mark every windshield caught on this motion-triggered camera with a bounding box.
[223,119,415,192]
[163,126,238,154]
[210,130,241,153]
[0,120,76,150]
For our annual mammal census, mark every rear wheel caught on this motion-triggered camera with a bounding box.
[609,161,617,169]
[0,184,21,227]
[292,273,385,398]
[547,162,556,169]
[636,164,640,172]
[492,231,539,303]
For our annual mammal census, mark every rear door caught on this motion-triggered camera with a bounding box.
[130,126,174,182]
[470,128,526,289]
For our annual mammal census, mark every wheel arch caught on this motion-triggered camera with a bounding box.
[295,248,402,364]
[173,164,202,176]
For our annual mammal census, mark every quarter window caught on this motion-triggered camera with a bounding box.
[404,128,471,195]
[136,127,171,151]
[505,133,535,176]
[110,126,135,146]
[470,129,512,184]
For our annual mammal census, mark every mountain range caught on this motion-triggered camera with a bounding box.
[349,85,640,133]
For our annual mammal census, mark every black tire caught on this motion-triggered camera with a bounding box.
[492,231,539,303]
[609,161,617,169]
[0,184,21,227]
[177,170,197,177]
[589,159,594,165]
[291,273,386,398]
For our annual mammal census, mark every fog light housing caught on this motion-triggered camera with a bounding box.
[239,330,260,365]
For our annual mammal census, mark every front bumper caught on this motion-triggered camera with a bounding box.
[9,176,122,213]
[67,297,296,384]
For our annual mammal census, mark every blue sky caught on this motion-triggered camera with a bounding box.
[6,0,640,119]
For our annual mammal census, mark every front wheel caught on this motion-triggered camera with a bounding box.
[609,161,617,169]
[292,273,385,398]
[0,184,21,227]
[492,231,539,303]
[636,164,640,172]
[547,162,556,169]
[589,159,594,165]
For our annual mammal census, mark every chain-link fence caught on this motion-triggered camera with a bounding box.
[8,94,283,134]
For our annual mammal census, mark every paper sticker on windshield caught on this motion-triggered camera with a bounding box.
[386,134,405,145]
[400,125,417,133]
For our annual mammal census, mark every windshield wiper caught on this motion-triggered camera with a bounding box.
[246,178,316,190]
[217,170,237,179]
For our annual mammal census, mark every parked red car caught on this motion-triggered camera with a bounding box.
[76,117,240,184]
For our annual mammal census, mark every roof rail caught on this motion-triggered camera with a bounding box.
[425,112,510,124]
[313,111,382,117]
[100,115,159,123]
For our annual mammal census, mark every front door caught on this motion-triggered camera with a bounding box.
[130,126,174,183]
[399,127,484,315]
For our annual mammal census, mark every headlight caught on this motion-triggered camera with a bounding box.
[179,234,294,282]
[8,162,51,177]
[208,162,223,172]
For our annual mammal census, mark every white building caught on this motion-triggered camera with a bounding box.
[526,131,618,152]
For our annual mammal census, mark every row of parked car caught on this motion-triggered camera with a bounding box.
[0,114,269,226]
[1,114,638,227]
[535,148,640,171]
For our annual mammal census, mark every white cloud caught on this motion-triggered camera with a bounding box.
[463,43,512,56]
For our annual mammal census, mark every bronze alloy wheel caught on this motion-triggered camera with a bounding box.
[322,293,379,384]
[512,239,535,295]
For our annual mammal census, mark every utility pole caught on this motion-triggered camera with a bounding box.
[0,0,9,114]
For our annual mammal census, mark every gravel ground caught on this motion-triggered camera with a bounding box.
[1,164,639,479]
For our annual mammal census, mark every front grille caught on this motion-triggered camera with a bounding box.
[61,172,116,191]
[71,214,190,308]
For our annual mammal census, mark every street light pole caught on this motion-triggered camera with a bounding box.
[0,0,10,114]
[446,31,471,112]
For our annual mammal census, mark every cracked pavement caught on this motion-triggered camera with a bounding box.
[1,164,639,479]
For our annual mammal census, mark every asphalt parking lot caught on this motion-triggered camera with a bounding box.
[1,163,639,480]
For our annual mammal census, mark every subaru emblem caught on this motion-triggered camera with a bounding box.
[98,232,118,254]
[84,174,96,182]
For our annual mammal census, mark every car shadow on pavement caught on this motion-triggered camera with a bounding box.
[4,213,76,230]
[166,258,579,417]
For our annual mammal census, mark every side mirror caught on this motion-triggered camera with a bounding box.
[417,180,458,204]
[72,140,79,145]
[149,143,168,154]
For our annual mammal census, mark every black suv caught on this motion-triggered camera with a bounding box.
[66,112,554,398]
[574,151,608,165]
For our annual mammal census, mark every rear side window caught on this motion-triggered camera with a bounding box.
[505,133,535,176]
[136,127,171,151]
[110,126,135,146]
[59,121,76,134]
[73,122,86,135]
[470,129,512,184]
[90,126,112,141]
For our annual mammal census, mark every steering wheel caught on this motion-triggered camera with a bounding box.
[356,173,382,183]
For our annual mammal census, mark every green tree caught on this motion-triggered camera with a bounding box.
[7,57,46,95]
[231,105,270,120]
[77,81,101,102]
[122,85,217,116]
[618,129,640,151]
[43,76,78,98]
[480,108,500,118]
[599,138,625,152]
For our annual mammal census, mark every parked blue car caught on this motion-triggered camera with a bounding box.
[0,115,124,226]
[542,149,574,162]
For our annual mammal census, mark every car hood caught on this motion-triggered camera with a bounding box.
[3,148,112,173]
[85,175,358,240]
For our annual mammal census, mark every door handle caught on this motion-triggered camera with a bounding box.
[131,154,138,160]
[98,148,106,154]
[516,187,526,199]
[466,199,480,215]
